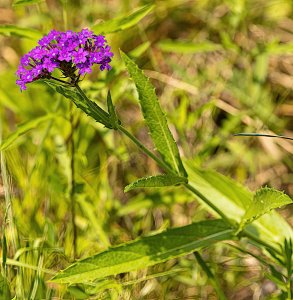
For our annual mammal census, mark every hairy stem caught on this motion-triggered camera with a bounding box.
[117,125,174,174]
[75,84,111,127]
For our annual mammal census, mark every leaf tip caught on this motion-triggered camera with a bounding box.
[124,185,131,193]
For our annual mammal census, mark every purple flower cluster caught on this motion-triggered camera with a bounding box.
[16,29,113,91]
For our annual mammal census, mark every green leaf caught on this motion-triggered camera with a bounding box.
[49,84,112,129]
[0,25,42,40]
[185,162,293,247]
[12,0,44,6]
[51,219,233,284]
[121,52,187,177]
[239,187,292,229]
[157,40,222,54]
[266,42,293,55]
[92,5,154,34]
[125,174,188,192]
[2,233,7,269]
[0,114,56,151]
[107,90,120,129]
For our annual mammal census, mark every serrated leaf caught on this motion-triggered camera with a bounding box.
[0,25,42,40]
[0,114,56,151]
[51,219,233,284]
[121,52,187,177]
[185,162,293,247]
[157,40,222,54]
[13,0,44,6]
[240,188,292,229]
[50,84,112,129]
[92,5,154,35]
[125,174,187,192]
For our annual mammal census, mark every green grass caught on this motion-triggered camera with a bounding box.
[0,0,292,298]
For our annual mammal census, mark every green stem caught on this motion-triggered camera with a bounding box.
[184,183,232,225]
[118,126,283,255]
[242,229,282,255]
[50,76,71,85]
[194,252,227,300]
[286,273,292,299]
[69,101,77,259]
[285,240,293,299]
[118,125,232,225]
[117,125,175,174]
[75,84,111,127]
[118,124,283,255]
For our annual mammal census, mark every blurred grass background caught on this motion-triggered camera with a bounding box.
[0,0,293,298]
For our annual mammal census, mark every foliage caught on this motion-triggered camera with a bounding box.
[0,0,293,299]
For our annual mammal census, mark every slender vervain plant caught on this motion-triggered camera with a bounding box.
[11,28,293,298]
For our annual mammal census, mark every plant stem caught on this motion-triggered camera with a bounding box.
[71,87,236,226]
[75,84,111,127]
[194,252,228,300]
[69,86,282,257]
[118,125,284,254]
[69,101,77,259]
[118,125,233,225]
[242,229,281,255]
[184,183,232,225]
[117,125,175,174]
[118,125,283,254]
[50,76,71,85]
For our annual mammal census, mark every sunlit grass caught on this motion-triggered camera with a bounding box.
[0,0,292,298]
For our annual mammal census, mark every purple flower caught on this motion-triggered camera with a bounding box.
[93,35,106,48]
[16,28,113,91]
[42,57,59,72]
[77,61,92,75]
[72,48,88,64]
[29,47,48,60]
[20,55,30,66]
[58,49,73,62]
